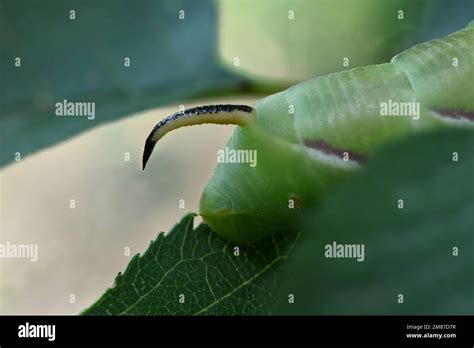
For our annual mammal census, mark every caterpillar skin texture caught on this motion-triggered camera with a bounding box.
[144,23,474,244]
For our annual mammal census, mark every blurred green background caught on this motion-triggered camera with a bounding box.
[0,0,472,314]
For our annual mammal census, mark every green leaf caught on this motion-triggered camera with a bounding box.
[82,214,300,315]
[275,129,474,315]
[0,0,243,167]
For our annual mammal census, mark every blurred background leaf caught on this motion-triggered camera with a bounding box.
[275,129,474,315]
[0,0,246,167]
[415,0,474,42]
[218,0,474,82]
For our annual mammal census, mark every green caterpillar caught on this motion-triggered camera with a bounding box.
[143,23,474,244]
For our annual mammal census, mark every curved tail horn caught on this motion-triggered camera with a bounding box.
[142,104,256,170]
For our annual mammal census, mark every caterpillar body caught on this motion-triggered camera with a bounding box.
[143,23,474,244]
